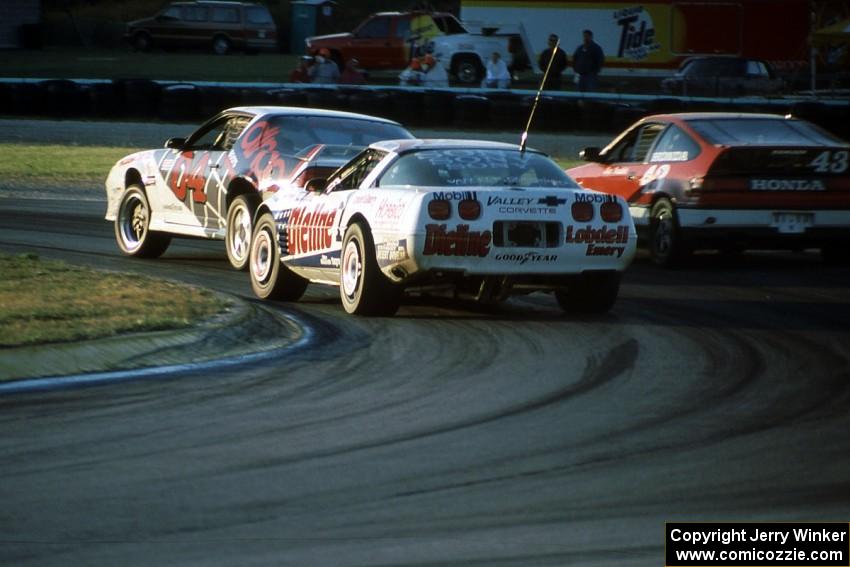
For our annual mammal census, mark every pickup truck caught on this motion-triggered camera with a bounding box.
[305,11,526,84]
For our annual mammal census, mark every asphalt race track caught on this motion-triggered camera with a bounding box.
[2,191,850,564]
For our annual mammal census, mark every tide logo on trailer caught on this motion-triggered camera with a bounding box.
[287,205,337,255]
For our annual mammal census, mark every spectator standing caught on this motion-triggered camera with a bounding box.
[573,29,604,92]
[482,52,511,89]
[339,58,367,85]
[538,33,568,90]
[421,54,449,88]
[309,48,340,84]
[289,55,312,83]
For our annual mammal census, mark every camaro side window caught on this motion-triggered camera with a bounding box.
[649,125,700,163]
[186,116,251,151]
[189,119,230,150]
[219,117,251,151]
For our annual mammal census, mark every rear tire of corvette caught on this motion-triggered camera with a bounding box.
[249,212,308,301]
[649,198,689,267]
[114,185,171,258]
[555,272,620,315]
[225,195,254,271]
[340,223,401,316]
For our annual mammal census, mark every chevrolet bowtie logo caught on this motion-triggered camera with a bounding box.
[538,196,566,206]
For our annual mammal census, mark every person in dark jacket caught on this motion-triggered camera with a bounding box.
[538,33,568,90]
[573,29,604,92]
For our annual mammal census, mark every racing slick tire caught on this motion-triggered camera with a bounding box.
[225,195,254,271]
[649,198,690,267]
[114,185,171,258]
[249,212,308,301]
[555,271,620,315]
[340,223,402,316]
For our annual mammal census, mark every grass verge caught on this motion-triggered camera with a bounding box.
[0,253,228,348]
[0,143,583,189]
[0,143,581,190]
[0,143,138,190]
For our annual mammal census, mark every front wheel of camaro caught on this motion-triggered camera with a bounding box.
[249,212,308,301]
[114,184,171,258]
[340,223,401,316]
[555,272,620,315]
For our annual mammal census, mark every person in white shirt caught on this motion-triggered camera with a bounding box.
[421,54,449,88]
[482,52,510,89]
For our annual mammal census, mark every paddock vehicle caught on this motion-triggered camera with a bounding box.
[305,11,516,84]
[660,56,784,96]
[104,107,412,269]
[248,139,637,316]
[568,113,850,265]
[126,0,277,55]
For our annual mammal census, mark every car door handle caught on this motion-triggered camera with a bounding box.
[210,164,220,169]
[627,173,636,180]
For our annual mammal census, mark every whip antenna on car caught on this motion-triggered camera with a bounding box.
[520,37,560,154]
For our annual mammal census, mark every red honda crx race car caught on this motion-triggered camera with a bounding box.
[568,113,850,265]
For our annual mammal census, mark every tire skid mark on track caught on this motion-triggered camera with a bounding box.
[3,189,850,565]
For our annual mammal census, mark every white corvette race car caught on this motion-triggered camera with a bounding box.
[249,139,637,316]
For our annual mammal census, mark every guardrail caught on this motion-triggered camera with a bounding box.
[1,78,848,138]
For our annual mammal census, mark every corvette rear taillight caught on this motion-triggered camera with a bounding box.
[458,199,481,220]
[428,199,451,220]
[571,201,593,222]
[600,201,623,223]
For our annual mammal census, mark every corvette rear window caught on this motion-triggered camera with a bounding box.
[688,119,845,146]
[268,115,412,155]
[378,149,578,188]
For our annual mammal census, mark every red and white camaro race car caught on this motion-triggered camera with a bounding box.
[104,106,412,269]
[249,139,637,316]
